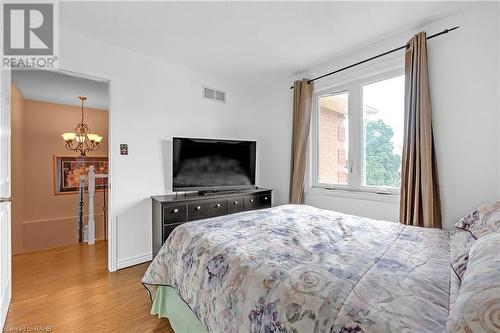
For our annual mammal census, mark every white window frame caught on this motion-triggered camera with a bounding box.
[311,61,404,198]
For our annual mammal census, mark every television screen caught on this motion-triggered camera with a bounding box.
[173,137,256,191]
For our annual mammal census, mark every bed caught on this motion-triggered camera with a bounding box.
[142,204,500,333]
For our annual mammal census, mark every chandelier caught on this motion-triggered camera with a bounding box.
[61,96,103,157]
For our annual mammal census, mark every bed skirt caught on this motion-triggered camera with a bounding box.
[152,286,208,333]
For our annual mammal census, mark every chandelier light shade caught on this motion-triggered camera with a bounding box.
[61,96,103,157]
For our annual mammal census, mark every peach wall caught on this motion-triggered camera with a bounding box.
[11,88,108,254]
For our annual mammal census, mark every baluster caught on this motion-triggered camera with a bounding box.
[78,176,85,243]
[88,165,95,245]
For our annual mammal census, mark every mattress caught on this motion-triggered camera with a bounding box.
[142,204,457,333]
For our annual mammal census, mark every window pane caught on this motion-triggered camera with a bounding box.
[318,92,349,185]
[362,75,404,188]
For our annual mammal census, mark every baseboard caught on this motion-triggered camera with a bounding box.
[0,277,11,330]
[116,252,152,270]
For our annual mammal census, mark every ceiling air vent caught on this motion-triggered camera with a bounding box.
[203,86,226,103]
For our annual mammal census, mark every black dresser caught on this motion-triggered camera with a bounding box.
[151,188,272,257]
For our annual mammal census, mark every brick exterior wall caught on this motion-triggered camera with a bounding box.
[318,106,347,184]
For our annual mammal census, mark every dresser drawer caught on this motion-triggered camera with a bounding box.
[258,194,271,208]
[210,199,227,217]
[188,201,213,220]
[188,200,228,220]
[243,195,259,211]
[163,204,187,224]
[227,196,244,214]
[163,222,183,242]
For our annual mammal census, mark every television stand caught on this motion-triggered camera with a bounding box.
[151,187,272,257]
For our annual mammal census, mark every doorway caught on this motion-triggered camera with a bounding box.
[10,69,110,255]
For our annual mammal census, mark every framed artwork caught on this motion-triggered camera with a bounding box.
[54,156,108,194]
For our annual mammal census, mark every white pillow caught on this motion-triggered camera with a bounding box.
[454,201,500,239]
[446,232,500,332]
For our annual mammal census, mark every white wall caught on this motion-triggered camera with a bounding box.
[301,3,500,229]
[498,3,500,201]
[58,30,292,269]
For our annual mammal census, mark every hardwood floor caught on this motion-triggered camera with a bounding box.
[4,241,174,333]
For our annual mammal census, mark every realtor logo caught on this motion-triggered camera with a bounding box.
[2,1,58,68]
[3,3,53,55]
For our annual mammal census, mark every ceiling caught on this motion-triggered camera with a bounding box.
[60,1,470,78]
[12,70,109,110]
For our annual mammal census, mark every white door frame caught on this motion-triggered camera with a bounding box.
[0,69,12,330]
[30,64,118,272]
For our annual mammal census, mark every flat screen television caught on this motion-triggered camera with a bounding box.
[173,137,256,191]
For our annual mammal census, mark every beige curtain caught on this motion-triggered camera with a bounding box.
[290,79,313,204]
[400,32,442,228]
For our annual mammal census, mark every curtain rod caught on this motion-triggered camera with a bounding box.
[289,26,459,89]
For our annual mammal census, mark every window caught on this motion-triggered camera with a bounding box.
[314,71,405,194]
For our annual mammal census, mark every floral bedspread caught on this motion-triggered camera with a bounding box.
[142,204,451,333]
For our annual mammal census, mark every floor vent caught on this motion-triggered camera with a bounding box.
[203,86,226,103]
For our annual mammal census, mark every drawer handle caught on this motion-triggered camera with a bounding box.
[215,203,221,208]
[250,198,254,202]
[195,206,201,210]
[233,200,238,205]
[172,208,179,213]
